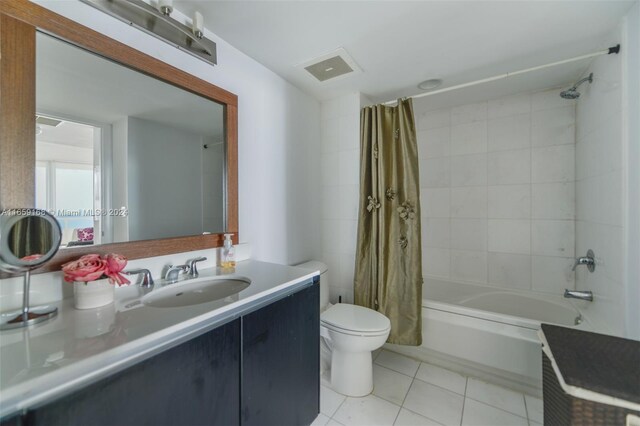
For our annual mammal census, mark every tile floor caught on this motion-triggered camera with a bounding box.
[313,349,543,426]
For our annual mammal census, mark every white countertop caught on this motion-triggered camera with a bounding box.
[0,260,318,418]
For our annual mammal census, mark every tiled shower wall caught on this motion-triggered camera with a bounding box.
[414,88,578,294]
[320,88,578,300]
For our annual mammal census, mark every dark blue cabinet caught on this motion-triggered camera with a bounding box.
[241,283,320,426]
[26,319,241,426]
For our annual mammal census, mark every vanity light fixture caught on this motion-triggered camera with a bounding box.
[81,0,217,66]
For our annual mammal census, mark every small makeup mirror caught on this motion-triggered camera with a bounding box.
[0,209,62,330]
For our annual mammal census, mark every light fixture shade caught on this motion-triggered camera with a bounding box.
[192,11,204,39]
[418,79,443,90]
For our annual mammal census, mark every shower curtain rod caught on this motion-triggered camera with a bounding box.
[383,44,620,105]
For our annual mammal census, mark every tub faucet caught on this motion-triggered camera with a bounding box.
[165,264,189,283]
[572,249,595,272]
[564,289,594,302]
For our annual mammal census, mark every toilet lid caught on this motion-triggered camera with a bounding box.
[321,304,390,333]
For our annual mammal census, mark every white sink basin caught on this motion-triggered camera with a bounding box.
[142,276,251,308]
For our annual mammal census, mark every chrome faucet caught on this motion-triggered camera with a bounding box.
[186,257,207,277]
[124,268,154,288]
[564,289,594,302]
[164,264,189,283]
[572,249,595,272]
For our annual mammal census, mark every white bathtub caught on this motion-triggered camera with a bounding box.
[386,278,589,395]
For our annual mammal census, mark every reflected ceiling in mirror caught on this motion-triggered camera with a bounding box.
[35,32,226,248]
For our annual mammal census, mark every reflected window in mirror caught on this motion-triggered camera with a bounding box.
[35,32,227,249]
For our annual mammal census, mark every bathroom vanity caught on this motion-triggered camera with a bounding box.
[0,261,320,426]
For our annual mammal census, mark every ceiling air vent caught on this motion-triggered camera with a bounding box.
[298,48,361,82]
[36,116,63,127]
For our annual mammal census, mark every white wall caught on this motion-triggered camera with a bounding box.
[414,89,577,295]
[574,18,637,338]
[33,1,322,265]
[319,93,361,303]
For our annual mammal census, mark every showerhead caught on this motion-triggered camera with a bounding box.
[560,73,594,99]
[560,88,581,99]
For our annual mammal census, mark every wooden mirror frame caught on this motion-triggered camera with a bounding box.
[0,0,238,276]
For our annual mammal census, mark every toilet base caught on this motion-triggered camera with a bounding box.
[330,350,373,397]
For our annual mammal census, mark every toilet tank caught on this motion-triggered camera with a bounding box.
[295,260,329,310]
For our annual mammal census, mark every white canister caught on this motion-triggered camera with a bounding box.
[73,278,115,310]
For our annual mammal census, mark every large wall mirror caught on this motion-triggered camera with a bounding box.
[0,1,238,274]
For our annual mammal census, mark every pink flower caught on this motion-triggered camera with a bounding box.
[62,254,107,283]
[104,253,130,286]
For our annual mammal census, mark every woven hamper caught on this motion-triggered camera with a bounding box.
[540,324,640,426]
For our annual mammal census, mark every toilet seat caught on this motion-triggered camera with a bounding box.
[321,304,391,336]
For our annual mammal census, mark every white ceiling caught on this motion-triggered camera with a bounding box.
[175,0,635,105]
[37,120,95,148]
[36,33,225,139]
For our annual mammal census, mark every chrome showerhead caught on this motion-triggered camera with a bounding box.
[560,88,581,99]
[560,73,593,99]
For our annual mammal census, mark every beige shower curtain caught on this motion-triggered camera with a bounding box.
[354,98,422,346]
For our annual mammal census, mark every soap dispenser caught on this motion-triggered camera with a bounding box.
[221,233,236,269]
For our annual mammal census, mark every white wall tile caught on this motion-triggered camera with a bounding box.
[532,88,577,111]
[488,93,531,119]
[418,108,451,131]
[451,187,487,218]
[488,185,531,219]
[338,113,360,151]
[488,219,531,254]
[532,220,575,257]
[451,121,488,155]
[531,145,575,183]
[532,182,575,220]
[321,118,339,153]
[418,127,450,159]
[423,218,450,249]
[450,250,487,283]
[487,113,530,152]
[450,153,487,187]
[323,185,340,220]
[575,114,622,180]
[487,149,531,185]
[322,152,340,186]
[338,149,360,186]
[451,102,487,125]
[421,188,450,218]
[338,184,360,220]
[488,252,532,289]
[451,219,487,251]
[531,256,574,293]
[531,106,575,148]
[338,219,358,255]
[423,247,450,278]
[421,158,451,188]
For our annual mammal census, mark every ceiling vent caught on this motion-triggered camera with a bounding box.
[36,115,63,127]
[297,48,361,82]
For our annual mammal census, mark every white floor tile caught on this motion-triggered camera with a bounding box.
[321,385,346,417]
[312,413,331,426]
[327,420,345,426]
[394,408,444,426]
[415,363,467,395]
[403,379,464,426]
[461,398,528,426]
[373,365,413,406]
[465,378,527,418]
[333,394,401,426]
[374,350,420,377]
[373,348,383,360]
[525,395,544,424]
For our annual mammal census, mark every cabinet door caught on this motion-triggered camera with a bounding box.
[241,283,319,426]
[26,319,240,426]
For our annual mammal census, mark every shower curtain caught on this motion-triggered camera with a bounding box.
[354,98,423,346]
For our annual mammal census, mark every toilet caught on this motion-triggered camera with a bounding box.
[296,261,391,397]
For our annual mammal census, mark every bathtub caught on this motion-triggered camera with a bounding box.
[386,278,589,395]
